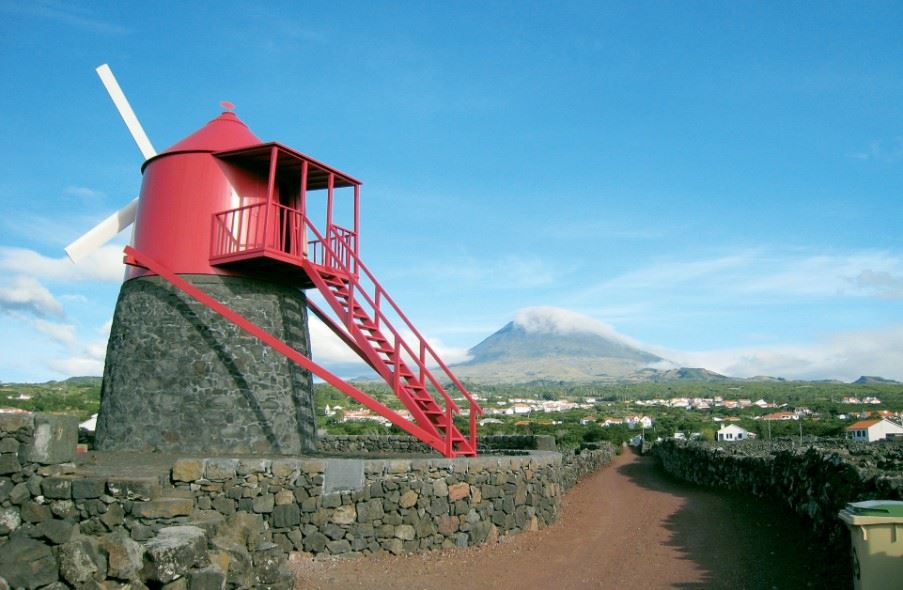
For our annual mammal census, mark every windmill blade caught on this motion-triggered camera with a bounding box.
[96,64,157,160]
[65,197,138,262]
[65,65,156,263]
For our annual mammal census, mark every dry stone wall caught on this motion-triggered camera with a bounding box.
[316,433,557,455]
[653,439,903,545]
[1,413,613,589]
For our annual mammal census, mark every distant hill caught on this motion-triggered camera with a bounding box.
[451,312,678,384]
[630,367,731,383]
[852,376,901,385]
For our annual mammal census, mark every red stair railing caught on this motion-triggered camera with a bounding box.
[303,219,482,451]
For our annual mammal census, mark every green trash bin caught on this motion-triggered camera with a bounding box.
[838,500,903,590]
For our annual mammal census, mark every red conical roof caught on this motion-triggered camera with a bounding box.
[163,111,262,154]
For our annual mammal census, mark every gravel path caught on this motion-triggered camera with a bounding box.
[291,450,847,589]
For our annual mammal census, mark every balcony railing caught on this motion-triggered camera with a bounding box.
[211,202,356,271]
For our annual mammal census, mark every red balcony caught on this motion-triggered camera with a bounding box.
[210,202,357,285]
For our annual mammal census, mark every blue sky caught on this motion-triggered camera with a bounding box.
[1,1,902,382]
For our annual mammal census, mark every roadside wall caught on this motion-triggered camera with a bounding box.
[316,433,557,455]
[653,439,903,544]
[1,413,613,589]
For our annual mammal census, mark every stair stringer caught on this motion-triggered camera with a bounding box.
[301,265,453,445]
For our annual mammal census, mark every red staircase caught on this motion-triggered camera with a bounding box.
[301,220,481,457]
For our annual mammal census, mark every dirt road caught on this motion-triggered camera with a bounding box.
[292,450,847,589]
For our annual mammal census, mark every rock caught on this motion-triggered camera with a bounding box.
[0,453,21,475]
[252,494,274,513]
[211,496,235,515]
[0,436,19,453]
[59,536,107,586]
[23,414,78,465]
[98,504,124,530]
[271,503,300,528]
[71,477,106,499]
[204,459,238,481]
[326,539,351,554]
[209,538,253,588]
[302,531,328,553]
[253,542,285,585]
[448,482,470,502]
[0,479,12,502]
[0,507,21,534]
[99,529,145,580]
[0,412,33,433]
[41,477,72,499]
[356,498,383,523]
[107,476,161,501]
[214,512,265,550]
[142,525,208,583]
[399,489,418,508]
[433,478,448,497]
[321,493,341,508]
[37,518,74,544]
[20,501,52,523]
[274,489,294,505]
[9,482,29,504]
[172,459,204,482]
[394,524,415,540]
[50,499,78,519]
[0,535,59,588]
[131,498,194,518]
[189,565,226,590]
[331,504,356,525]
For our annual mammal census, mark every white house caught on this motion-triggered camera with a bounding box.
[846,418,903,442]
[717,424,749,442]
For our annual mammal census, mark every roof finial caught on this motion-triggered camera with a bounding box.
[220,101,235,112]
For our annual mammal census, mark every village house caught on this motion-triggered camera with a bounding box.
[717,424,750,442]
[846,418,903,442]
[760,411,798,421]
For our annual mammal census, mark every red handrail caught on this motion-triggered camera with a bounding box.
[306,219,482,420]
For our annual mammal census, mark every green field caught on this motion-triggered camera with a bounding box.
[3,377,900,448]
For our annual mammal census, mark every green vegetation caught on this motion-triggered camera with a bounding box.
[0,377,101,421]
[3,377,900,448]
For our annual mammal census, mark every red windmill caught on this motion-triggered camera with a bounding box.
[66,65,481,458]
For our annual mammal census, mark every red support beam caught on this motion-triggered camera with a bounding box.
[264,145,278,251]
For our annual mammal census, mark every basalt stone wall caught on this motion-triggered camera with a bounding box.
[653,439,903,546]
[1,415,613,588]
[97,274,317,455]
[316,435,433,455]
[1,413,294,588]
[317,434,558,455]
[165,442,613,559]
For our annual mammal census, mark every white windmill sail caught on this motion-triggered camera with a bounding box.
[64,64,156,262]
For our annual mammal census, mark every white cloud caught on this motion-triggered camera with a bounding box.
[576,249,903,302]
[309,315,366,365]
[0,275,63,317]
[308,314,473,376]
[848,137,903,162]
[0,0,129,35]
[64,186,105,199]
[657,324,903,382]
[30,319,77,347]
[514,306,643,347]
[852,270,903,299]
[0,244,124,283]
[49,356,104,377]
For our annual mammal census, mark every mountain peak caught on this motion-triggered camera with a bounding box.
[451,308,668,383]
